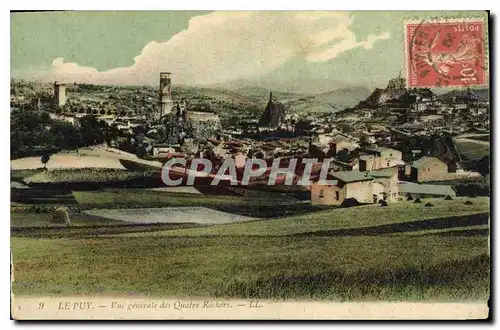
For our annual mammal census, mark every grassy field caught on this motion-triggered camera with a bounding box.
[454,138,490,160]
[10,212,124,228]
[11,169,41,181]
[11,234,489,300]
[11,195,490,301]
[114,197,489,237]
[22,169,157,184]
[72,189,322,218]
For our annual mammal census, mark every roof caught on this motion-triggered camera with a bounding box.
[398,183,455,196]
[330,171,373,183]
[330,135,350,143]
[152,144,178,148]
[367,167,398,178]
[375,147,400,153]
[411,156,444,169]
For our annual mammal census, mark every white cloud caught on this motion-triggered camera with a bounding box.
[28,11,390,86]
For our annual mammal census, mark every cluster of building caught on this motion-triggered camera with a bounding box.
[150,123,481,206]
[309,151,479,206]
[28,73,222,139]
[148,74,486,206]
[155,72,220,124]
[12,71,489,207]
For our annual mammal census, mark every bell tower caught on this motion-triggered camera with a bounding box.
[159,72,174,118]
[53,81,67,107]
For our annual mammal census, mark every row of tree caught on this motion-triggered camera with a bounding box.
[10,110,119,159]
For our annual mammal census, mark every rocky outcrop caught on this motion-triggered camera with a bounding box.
[258,92,286,128]
[357,76,407,109]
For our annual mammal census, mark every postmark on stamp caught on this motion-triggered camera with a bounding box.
[405,18,487,88]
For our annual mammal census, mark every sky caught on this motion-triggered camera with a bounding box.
[11,10,488,91]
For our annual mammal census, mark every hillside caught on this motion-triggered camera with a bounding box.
[12,79,374,121]
[277,87,369,113]
[437,88,489,101]
[232,86,306,104]
[216,77,357,95]
[11,79,263,123]
[313,86,371,107]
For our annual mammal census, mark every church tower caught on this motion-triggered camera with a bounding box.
[159,72,174,118]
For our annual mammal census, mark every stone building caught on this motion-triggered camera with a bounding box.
[329,136,359,156]
[310,171,374,206]
[409,156,448,182]
[399,183,456,199]
[158,72,174,119]
[367,167,400,202]
[358,147,404,171]
[53,81,66,107]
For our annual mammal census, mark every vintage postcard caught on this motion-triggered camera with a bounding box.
[10,10,490,320]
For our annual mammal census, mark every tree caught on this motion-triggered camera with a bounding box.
[104,124,120,145]
[41,152,51,170]
[11,110,56,158]
[78,115,107,146]
[337,123,354,133]
[478,155,490,176]
[359,134,371,148]
[295,120,312,136]
[53,131,66,149]
[163,113,181,145]
[51,120,81,149]
[51,207,71,226]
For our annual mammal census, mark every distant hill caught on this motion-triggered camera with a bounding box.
[215,77,363,95]
[10,79,263,122]
[437,88,489,101]
[313,87,372,107]
[219,83,371,114]
[276,86,370,113]
[232,86,306,104]
[11,79,372,120]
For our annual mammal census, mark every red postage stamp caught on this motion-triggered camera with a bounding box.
[405,18,487,88]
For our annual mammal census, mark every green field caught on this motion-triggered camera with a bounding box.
[11,193,490,301]
[10,212,124,228]
[454,138,490,160]
[72,189,320,218]
[116,197,489,237]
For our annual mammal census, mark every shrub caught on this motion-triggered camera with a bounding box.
[341,198,360,208]
[51,207,71,225]
[29,205,56,213]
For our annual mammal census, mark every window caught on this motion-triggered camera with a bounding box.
[335,191,340,200]
[319,189,324,198]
